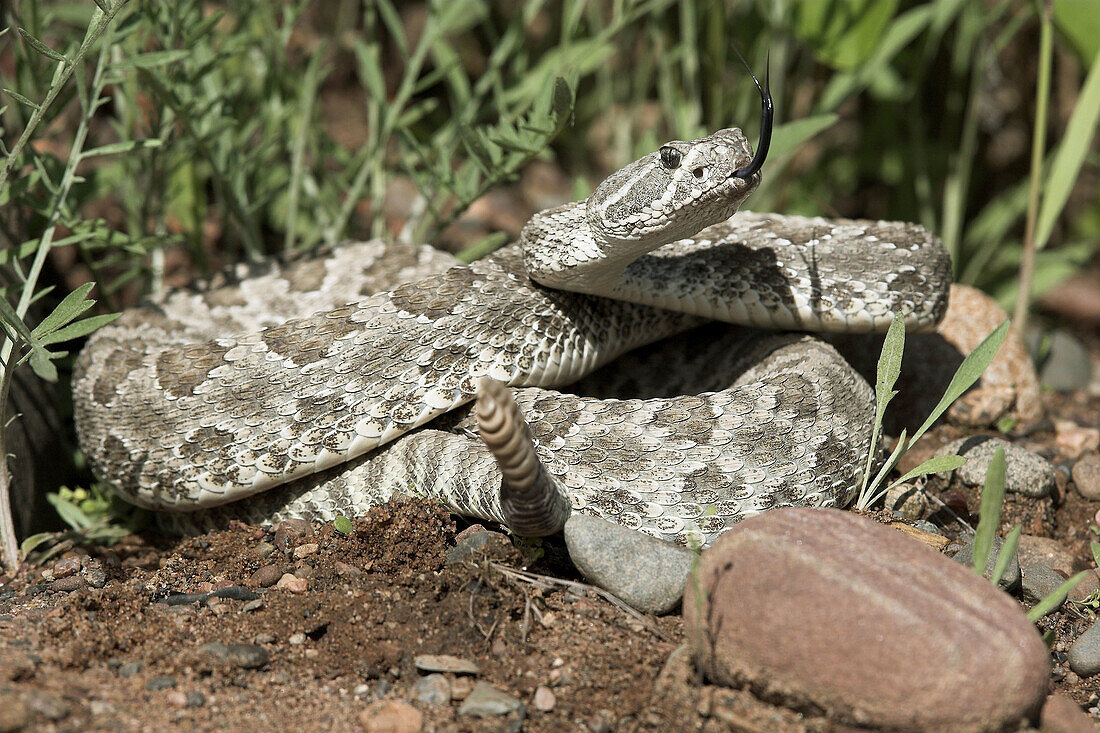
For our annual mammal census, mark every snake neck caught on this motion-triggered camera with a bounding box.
[520,200,671,295]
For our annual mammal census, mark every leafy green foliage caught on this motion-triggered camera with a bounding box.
[971,447,1007,575]
[1028,571,1090,622]
[855,319,1009,510]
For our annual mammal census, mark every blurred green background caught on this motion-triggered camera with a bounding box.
[3,0,1098,310]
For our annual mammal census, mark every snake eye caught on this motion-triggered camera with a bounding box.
[659,146,681,169]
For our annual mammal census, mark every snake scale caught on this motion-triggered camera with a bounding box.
[73,113,951,546]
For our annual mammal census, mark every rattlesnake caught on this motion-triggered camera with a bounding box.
[73,120,951,545]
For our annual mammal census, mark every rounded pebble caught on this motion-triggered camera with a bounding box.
[413,654,479,675]
[1072,452,1100,501]
[412,673,451,705]
[1020,564,1069,612]
[533,685,556,712]
[685,508,1050,731]
[457,681,523,717]
[358,699,423,733]
[1069,621,1100,677]
[950,534,1021,591]
[937,436,1055,498]
[563,513,695,615]
[275,573,308,593]
[249,565,283,588]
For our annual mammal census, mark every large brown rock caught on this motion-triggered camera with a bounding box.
[831,284,1043,434]
[684,508,1049,732]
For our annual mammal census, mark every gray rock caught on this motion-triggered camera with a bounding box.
[1034,329,1092,392]
[413,673,451,705]
[563,514,695,615]
[458,681,523,717]
[951,534,1021,591]
[1020,564,1069,612]
[1072,452,1100,501]
[1017,535,1076,577]
[200,642,269,669]
[684,508,1050,732]
[413,654,478,675]
[1039,693,1094,733]
[1069,621,1100,677]
[144,676,177,691]
[937,436,1055,498]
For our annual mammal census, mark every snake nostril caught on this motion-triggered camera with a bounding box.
[693,167,704,179]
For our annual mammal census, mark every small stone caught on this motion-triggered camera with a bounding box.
[444,528,508,565]
[288,632,307,646]
[413,654,479,675]
[208,585,258,602]
[563,514,695,614]
[253,633,276,645]
[249,565,283,588]
[458,681,523,717]
[937,436,1055,498]
[1068,570,1100,604]
[413,673,451,705]
[273,519,313,553]
[254,541,276,558]
[1055,422,1100,460]
[83,559,107,588]
[334,560,362,577]
[685,508,1050,731]
[145,676,176,691]
[1017,535,1077,578]
[51,556,82,579]
[1039,692,1093,733]
[450,676,474,700]
[1069,621,1100,677]
[0,692,31,732]
[200,642,269,669]
[293,542,319,559]
[1035,329,1093,393]
[1072,453,1100,501]
[166,691,188,707]
[22,689,68,721]
[882,482,927,520]
[275,573,308,593]
[951,534,1021,591]
[51,575,86,593]
[533,685,555,712]
[1020,565,1069,612]
[358,700,423,733]
[118,661,143,678]
[242,599,263,613]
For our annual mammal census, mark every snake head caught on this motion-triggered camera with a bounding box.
[586,128,762,250]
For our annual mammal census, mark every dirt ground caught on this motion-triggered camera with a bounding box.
[3,382,1100,733]
[1,497,834,732]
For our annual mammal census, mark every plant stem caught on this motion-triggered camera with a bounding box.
[0,12,119,574]
[0,0,128,195]
[1013,0,1053,334]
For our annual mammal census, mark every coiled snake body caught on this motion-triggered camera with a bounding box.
[73,126,951,545]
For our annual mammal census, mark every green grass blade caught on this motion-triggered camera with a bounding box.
[991,525,1021,587]
[1034,47,1100,250]
[884,455,966,495]
[972,447,1006,575]
[911,320,1010,445]
[1027,571,1089,622]
[858,316,904,503]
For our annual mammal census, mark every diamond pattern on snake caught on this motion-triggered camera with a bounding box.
[73,114,951,547]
